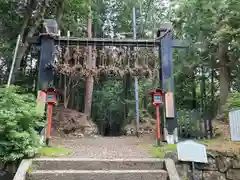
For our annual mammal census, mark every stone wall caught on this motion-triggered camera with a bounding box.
[165,150,240,180]
[0,162,18,180]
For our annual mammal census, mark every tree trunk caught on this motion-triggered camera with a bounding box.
[84,9,95,116]
[219,43,230,108]
[56,0,65,32]
[211,57,215,117]
[12,1,48,83]
[191,71,197,109]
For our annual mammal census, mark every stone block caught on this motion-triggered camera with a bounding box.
[232,159,240,169]
[226,169,240,180]
[203,171,226,180]
[176,163,189,178]
[195,154,217,171]
[165,159,180,180]
[28,170,168,180]
[32,158,165,171]
[216,156,232,172]
[164,151,178,163]
[188,169,203,180]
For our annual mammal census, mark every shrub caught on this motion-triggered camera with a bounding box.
[0,86,44,162]
[225,93,240,111]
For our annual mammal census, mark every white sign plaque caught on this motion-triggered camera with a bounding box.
[229,109,240,141]
[177,140,208,163]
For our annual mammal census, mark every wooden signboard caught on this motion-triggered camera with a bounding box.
[165,92,175,118]
[36,91,46,116]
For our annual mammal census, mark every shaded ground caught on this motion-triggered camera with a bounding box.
[199,120,240,153]
[147,121,240,158]
[0,173,14,180]
[48,136,155,158]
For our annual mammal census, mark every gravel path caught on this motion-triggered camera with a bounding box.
[51,136,154,158]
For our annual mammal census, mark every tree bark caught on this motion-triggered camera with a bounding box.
[84,8,95,116]
[56,0,65,31]
[218,43,230,108]
[191,71,197,109]
[211,56,215,117]
[12,0,48,83]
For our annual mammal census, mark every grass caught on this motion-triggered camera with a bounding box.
[148,139,221,158]
[197,138,240,154]
[38,146,72,157]
[197,139,213,146]
[27,146,71,173]
[148,138,240,159]
[144,121,240,158]
[149,144,177,158]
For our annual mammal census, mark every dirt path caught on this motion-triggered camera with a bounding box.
[50,136,154,158]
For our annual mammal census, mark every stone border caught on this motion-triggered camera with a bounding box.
[165,159,180,180]
[13,159,32,180]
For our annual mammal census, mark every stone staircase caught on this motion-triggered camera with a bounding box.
[14,158,180,180]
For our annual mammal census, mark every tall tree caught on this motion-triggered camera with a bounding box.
[84,4,95,116]
[171,0,240,114]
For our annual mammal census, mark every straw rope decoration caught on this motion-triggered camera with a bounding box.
[52,35,157,80]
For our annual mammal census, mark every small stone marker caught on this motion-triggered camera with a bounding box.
[177,140,208,163]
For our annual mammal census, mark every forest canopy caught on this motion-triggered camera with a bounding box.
[0,0,239,136]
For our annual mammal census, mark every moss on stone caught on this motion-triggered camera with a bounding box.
[38,146,72,157]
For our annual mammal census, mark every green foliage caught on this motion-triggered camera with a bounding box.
[172,0,240,113]
[0,86,44,162]
[92,80,126,135]
[225,93,240,111]
[177,109,204,138]
[92,78,156,135]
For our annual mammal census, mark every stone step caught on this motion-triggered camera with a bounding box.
[27,169,168,180]
[32,158,165,171]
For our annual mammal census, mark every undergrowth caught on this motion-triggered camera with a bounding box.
[0,86,44,162]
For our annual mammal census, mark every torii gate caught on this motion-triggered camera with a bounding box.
[28,19,188,144]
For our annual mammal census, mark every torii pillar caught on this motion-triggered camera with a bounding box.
[158,23,185,144]
[38,19,58,90]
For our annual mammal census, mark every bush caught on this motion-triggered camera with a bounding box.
[0,86,44,162]
[225,93,240,111]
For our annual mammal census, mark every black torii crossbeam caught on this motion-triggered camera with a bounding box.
[28,36,188,48]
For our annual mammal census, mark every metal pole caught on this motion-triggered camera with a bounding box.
[133,7,137,40]
[156,105,161,145]
[7,34,21,87]
[192,161,196,180]
[46,103,53,146]
[133,7,140,138]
